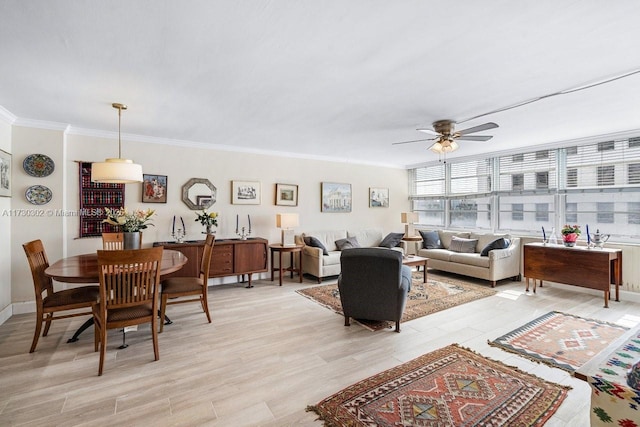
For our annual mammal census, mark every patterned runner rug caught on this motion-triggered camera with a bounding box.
[297,272,496,331]
[307,344,570,426]
[489,311,628,372]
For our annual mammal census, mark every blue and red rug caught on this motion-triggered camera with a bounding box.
[307,344,570,426]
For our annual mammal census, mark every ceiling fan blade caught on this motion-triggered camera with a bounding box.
[457,135,493,142]
[416,128,440,136]
[392,137,436,145]
[457,122,498,135]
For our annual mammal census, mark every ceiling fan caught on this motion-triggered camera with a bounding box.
[393,120,499,154]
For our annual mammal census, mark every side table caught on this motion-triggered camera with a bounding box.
[402,255,428,283]
[269,244,304,286]
[401,235,423,256]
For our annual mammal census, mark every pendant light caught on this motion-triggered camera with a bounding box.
[91,103,143,183]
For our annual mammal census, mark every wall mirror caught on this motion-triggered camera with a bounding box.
[181,178,217,210]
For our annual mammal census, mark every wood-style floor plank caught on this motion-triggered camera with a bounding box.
[1,271,638,426]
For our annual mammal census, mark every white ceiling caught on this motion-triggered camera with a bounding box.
[2,0,640,168]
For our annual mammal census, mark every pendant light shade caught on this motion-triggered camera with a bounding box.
[92,103,143,183]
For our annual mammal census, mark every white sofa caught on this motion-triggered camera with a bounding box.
[416,230,521,287]
[295,228,405,283]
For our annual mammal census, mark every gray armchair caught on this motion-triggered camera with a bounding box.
[337,248,412,332]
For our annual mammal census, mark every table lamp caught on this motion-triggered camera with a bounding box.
[276,213,299,246]
[401,212,419,237]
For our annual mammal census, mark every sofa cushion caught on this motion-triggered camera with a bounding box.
[302,230,347,252]
[449,252,491,268]
[335,236,360,250]
[438,230,471,249]
[471,232,510,253]
[419,248,453,262]
[379,232,405,248]
[348,228,383,247]
[304,236,329,255]
[480,237,510,256]
[449,236,478,253]
[419,230,442,249]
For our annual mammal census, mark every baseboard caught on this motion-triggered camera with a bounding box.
[544,282,640,304]
[0,304,12,326]
[11,301,36,316]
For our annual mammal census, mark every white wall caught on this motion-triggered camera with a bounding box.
[0,119,12,323]
[8,126,409,307]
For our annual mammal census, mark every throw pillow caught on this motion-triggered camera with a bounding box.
[335,236,360,250]
[419,230,442,249]
[480,237,510,256]
[379,232,405,248]
[449,236,478,253]
[303,236,329,256]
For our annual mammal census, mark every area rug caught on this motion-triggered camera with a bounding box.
[297,273,496,331]
[307,343,570,426]
[489,311,628,373]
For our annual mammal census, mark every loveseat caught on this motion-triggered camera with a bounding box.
[415,230,521,287]
[295,228,406,283]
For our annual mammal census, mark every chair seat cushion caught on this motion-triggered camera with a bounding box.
[107,303,154,322]
[43,286,99,308]
[162,277,204,294]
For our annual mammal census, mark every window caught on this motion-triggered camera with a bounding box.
[629,137,640,148]
[597,165,615,186]
[598,141,615,151]
[567,168,577,187]
[536,150,549,159]
[597,202,614,223]
[412,199,445,227]
[535,203,549,222]
[535,172,548,189]
[566,202,577,223]
[566,146,578,156]
[512,174,524,190]
[512,154,524,162]
[629,163,640,184]
[512,204,523,221]
[629,202,640,224]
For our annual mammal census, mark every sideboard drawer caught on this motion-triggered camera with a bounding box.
[211,245,233,275]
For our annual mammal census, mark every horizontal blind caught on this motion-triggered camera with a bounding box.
[409,164,445,197]
[498,149,557,191]
[449,158,492,195]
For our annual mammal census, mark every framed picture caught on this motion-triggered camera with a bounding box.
[369,187,389,208]
[142,174,167,203]
[275,183,298,206]
[0,149,11,197]
[321,182,351,213]
[232,180,261,205]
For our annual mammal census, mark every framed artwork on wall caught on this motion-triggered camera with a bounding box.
[232,180,261,205]
[275,183,298,206]
[369,187,389,207]
[0,149,11,197]
[321,182,351,213]
[142,174,167,203]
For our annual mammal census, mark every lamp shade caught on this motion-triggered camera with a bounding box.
[276,213,299,229]
[401,212,419,224]
[91,158,143,183]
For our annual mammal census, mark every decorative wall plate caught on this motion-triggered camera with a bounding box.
[23,153,55,177]
[25,185,52,205]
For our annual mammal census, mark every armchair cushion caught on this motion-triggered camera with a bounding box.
[304,236,329,255]
[379,232,405,248]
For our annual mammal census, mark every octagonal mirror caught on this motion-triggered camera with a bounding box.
[182,178,217,210]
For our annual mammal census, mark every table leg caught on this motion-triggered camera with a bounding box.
[278,251,283,286]
[270,248,275,282]
[289,252,294,279]
[298,251,303,283]
[67,318,94,343]
[245,273,253,289]
[422,260,427,283]
[604,290,609,308]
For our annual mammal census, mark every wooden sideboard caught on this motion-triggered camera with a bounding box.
[154,237,268,288]
[523,242,622,308]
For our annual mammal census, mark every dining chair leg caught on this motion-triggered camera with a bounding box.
[201,289,212,324]
[30,315,43,353]
[159,294,167,333]
[151,317,159,361]
[98,326,107,376]
[42,313,53,337]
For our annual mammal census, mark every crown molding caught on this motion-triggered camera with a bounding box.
[13,117,70,132]
[0,105,17,124]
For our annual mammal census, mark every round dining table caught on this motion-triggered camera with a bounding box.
[45,249,188,342]
[45,249,188,283]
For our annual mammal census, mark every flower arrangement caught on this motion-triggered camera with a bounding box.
[103,207,155,232]
[561,224,581,236]
[195,210,218,228]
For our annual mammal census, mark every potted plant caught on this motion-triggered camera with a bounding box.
[103,207,155,249]
[560,224,581,247]
[196,210,218,234]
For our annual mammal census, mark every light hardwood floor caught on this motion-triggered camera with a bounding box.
[1,271,639,426]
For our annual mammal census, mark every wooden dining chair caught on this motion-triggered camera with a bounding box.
[22,239,99,353]
[101,232,124,250]
[93,246,164,376]
[159,234,215,332]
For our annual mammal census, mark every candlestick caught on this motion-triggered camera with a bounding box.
[542,226,546,241]
[586,224,590,244]
[172,215,176,233]
[236,214,239,234]
[181,216,186,233]
[248,214,251,231]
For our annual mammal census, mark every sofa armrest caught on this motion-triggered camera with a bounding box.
[489,247,512,261]
[302,246,323,258]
